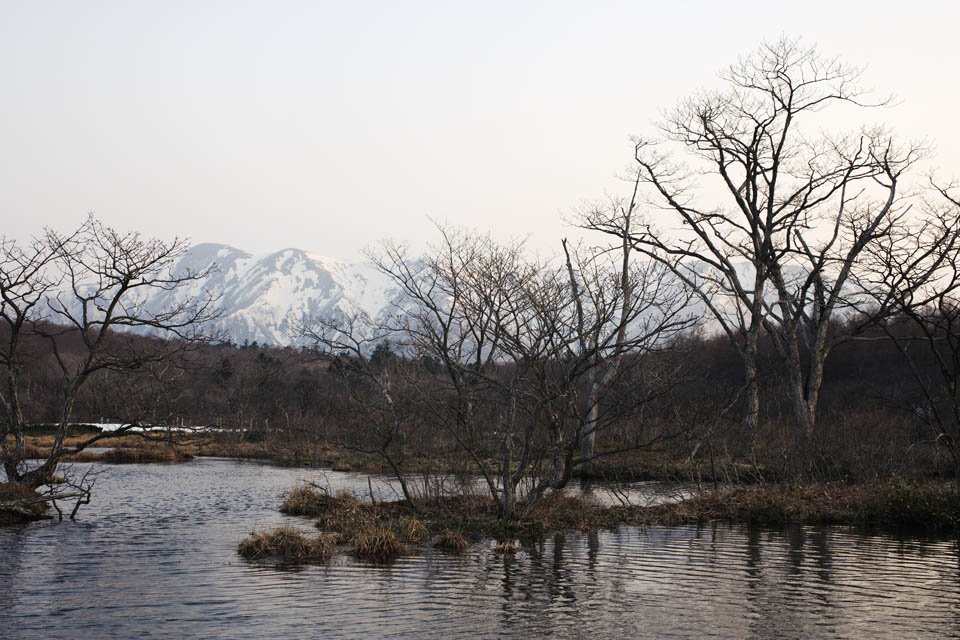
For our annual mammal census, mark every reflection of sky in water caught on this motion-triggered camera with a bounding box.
[2,458,959,639]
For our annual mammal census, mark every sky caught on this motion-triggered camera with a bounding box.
[1,1,958,260]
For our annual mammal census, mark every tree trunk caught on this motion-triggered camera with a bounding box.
[578,368,600,475]
[738,354,760,455]
[785,369,818,472]
[2,370,28,484]
[19,391,80,489]
[579,398,599,476]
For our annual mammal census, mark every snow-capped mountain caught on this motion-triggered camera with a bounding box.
[138,244,704,348]
[148,243,398,346]
[60,238,839,349]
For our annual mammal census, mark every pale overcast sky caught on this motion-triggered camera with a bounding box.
[1,1,957,259]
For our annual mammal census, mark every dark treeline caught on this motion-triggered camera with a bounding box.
[8,315,954,482]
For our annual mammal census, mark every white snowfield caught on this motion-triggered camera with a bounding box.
[76,423,214,433]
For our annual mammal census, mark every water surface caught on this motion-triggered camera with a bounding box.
[2,458,958,638]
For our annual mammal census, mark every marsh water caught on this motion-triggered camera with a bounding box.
[1,458,959,639]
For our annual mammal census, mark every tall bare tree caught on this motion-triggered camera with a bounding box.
[1,216,218,494]
[583,38,925,456]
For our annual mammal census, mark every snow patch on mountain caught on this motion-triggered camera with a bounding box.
[144,243,399,346]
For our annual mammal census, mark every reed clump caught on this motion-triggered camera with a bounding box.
[351,525,406,562]
[237,527,333,563]
[393,516,430,543]
[279,485,364,518]
[433,529,468,552]
[493,541,520,554]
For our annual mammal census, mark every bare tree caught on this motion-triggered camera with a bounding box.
[298,316,424,505]
[309,225,691,520]
[1,233,69,485]
[1,216,218,499]
[759,132,921,452]
[568,171,695,471]
[583,38,925,457]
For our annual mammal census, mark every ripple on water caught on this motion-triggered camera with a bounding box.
[2,458,960,639]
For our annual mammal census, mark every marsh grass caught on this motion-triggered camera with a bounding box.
[194,440,277,460]
[433,529,468,552]
[22,443,46,459]
[493,541,520,554]
[191,438,382,469]
[237,527,333,563]
[15,433,194,464]
[277,485,628,562]
[26,435,133,449]
[642,480,960,530]
[100,447,194,464]
[393,516,430,543]
[351,526,406,562]
[257,478,960,567]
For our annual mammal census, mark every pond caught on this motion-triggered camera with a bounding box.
[2,458,959,639]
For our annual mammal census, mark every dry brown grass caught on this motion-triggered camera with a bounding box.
[100,447,193,464]
[13,434,194,465]
[0,482,40,503]
[493,541,520,554]
[25,434,188,449]
[237,527,333,563]
[433,529,468,552]
[193,440,276,459]
[23,443,46,459]
[641,480,960,530]
[280,485,478,560]
[279,485,339,517]
[351,525,406,562]
[60,451,104,462]
[274,483,640,562]
[20,446,193,464]
[392,516,429,543]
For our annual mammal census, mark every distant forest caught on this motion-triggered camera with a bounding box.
[7,316,955,481]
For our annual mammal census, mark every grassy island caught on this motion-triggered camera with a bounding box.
[237,479,960,565]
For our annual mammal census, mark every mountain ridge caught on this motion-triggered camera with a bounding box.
[147,242,397,346]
